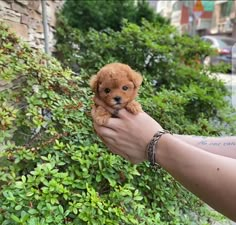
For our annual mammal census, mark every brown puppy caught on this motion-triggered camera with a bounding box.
[90,63,143,125]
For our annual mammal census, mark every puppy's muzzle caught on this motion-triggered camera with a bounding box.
[114,96,121,103]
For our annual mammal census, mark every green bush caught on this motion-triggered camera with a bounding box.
[0,20,233,225]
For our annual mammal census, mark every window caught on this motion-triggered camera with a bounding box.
[220,2,227,18]
[203,38,213,45]
[220,1,232,18]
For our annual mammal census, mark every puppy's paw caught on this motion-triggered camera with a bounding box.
[126,101,142,115]
[95,115,110,125]
[92,105,111,125]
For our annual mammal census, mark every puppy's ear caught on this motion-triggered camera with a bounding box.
[130,71,143,88]
[89,75,99,93]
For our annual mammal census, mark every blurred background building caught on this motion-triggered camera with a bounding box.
[148,0,236,38]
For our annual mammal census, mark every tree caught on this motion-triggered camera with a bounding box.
[61,0,169,32]
[134,0,169,26]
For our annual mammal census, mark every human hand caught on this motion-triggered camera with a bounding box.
[93,97,163,164]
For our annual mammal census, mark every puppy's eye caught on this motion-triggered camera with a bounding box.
[104,88,111,94]
[122,86,129,91]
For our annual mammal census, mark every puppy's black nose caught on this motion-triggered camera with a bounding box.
[114,96,121,103]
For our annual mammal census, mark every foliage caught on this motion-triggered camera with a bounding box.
[61,0,169,32]
[54,14,81,72]
[56,19,235,135]
[0,19,233,225]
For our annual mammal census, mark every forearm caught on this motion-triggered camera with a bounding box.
[174,134,236,159]
[157,134,236,222]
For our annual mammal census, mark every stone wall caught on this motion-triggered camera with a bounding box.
[0,0,64,53]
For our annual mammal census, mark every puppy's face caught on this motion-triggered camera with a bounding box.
[97,75,135,109]
[90,63,142,109]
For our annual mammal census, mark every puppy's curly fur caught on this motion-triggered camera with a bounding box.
[90,63,143,125]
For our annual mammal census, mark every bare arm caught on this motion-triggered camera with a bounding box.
[157,134,236,221]
[174,135,236,159]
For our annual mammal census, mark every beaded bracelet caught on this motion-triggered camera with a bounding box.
[146,130,172,169]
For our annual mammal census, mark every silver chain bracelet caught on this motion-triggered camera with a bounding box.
[146,130,172,170]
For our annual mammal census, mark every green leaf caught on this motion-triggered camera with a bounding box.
[73,208,78,214]
[15,205,22,210]
[10,214,21,223]
[133,196,143,201]
[26,192,34,197]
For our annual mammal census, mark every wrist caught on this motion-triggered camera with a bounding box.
[146,130,172,169]
[154,133,172,165]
